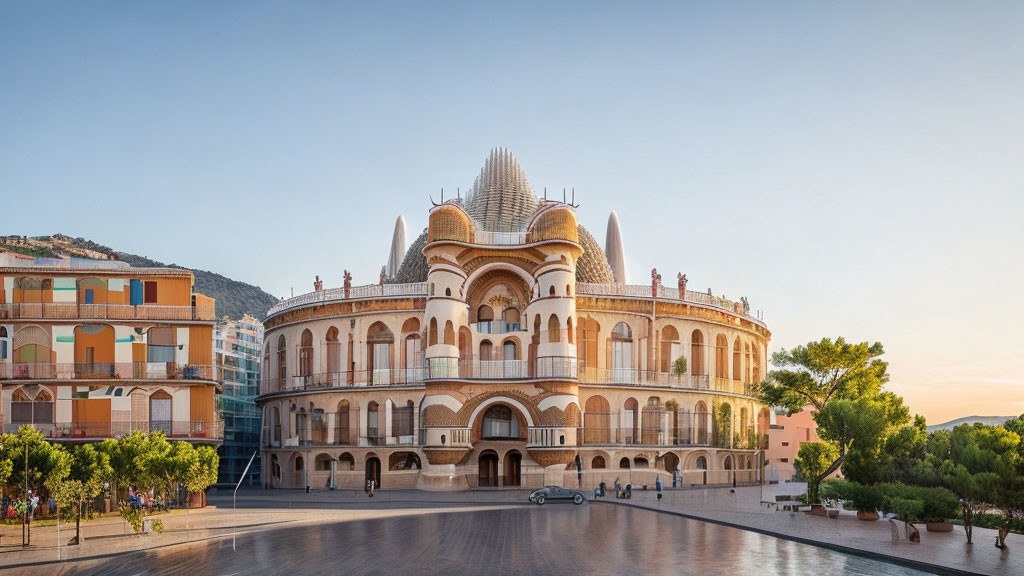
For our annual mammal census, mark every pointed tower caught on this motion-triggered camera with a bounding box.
[605,211,626,284]
[386,215,407,279]
[465,148,538,232]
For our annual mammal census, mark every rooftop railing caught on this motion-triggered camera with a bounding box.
[0,302,215,321]
[4,420,223,440]
[578,369,757,397]
[266,282,428,317]
[575,283,765,328]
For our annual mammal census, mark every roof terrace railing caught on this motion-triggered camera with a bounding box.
[575,283,765,327]
[0,302,215,322]
[266,282,428,317]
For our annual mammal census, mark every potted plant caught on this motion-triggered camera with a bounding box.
[917,486,957,532]
[851,483,884,521]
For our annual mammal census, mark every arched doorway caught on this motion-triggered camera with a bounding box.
[365,455,382,489]
[592,455,606,469]
[480,405,519,440]
[504,450,522,486]
[479,450,499,487]
[664,452,680,474]
[619,457,630,469]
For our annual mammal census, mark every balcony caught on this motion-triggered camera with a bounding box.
[4,420,223,441]
[0,302,215,321]
[474,320,521,334]
[0,362,215,382]
[577,369,757,397]
[266,282,427,318]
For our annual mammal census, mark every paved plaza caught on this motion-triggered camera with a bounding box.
[0,485,1018,575]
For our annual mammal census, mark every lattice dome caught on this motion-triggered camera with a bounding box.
[392,229,429,284]
[465,148,539,232]
[576,224,615,284]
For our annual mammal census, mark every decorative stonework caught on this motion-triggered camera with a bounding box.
[423,404,459,427]
[452,389,543,427]
[528,449,576,467]
[423,448,470,465]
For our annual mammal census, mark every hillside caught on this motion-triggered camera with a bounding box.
[2,235,279,321]
[926,415,1016,433]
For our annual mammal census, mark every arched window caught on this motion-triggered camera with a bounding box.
[549,285,555,297]
[547,314,560,343]
[592,455,606,469]
[404,334,422,373]
[502,340,518,361]
[479,340,493,361]
[619,457,631,469]
[732,337,741,382]
[367,401,380,445]
[477,305,494,322]
[429,318,438,346]
[149,389,172,434]
[660,325,680,373]
[690,330,705,377]
[0,326,9,360]
[624,397,639,444]
[724,455,733,471]
[10,389,31,425]
[430,283,435,296]
[443,321,455,346]
[695,401,709,444]
[277,335,287,380]
[744,343,751,383]
[481,404,518,440]
[299,329,314,377]
[503,307,520,330]
[752,345,761,383]
[445,287,451,297]
[295,455,304,471]
[634,457,649,468]
[326,327,341,374]
[567,317,573,344]
[335,400,351,444]
[367,322,394,384]
[715,334,728,380]
[696,455,708,470]
[584,395,611,444]
[339,452,355,471]
[611,322,633,377]
[566,284,571,296]
[315,454,332,471]
[718,403,733,448]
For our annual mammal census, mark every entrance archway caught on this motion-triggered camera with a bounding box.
[664,452,680,473]
[504,450,522,486]
[479,450,499,487]
[365,455,382,489]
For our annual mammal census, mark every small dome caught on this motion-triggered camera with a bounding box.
[576,225,615,284]
[528,204,579,243]
[428,204,474,243]
[465,148,538,232]
[391,229,429,284]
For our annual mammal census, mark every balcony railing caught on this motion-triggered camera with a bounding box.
[574,283,765,328]
[474,320,522,334]
[4,420,223,440]
[578,369,757,396]
[0,302,215,321]
[266,282,428,317]
[0,362,215,381]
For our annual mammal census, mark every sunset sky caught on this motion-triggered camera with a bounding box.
[2,1,1021,424]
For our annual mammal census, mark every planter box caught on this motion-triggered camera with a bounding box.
[856,510,879,521]
[810,504,827,516]
[926,522,954,532]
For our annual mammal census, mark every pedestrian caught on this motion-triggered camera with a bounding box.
[614,477,622,499]
[656,477,663,502]
[367,479,375,498]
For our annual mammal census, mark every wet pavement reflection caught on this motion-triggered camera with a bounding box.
[48,504,932,575]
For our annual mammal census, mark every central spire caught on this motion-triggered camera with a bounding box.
[465,148,538,232]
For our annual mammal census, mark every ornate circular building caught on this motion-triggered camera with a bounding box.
[257,149,771,491]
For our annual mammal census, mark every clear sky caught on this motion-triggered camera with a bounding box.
[2,1,1021,424]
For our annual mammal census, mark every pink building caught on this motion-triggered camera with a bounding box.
[765,407,839,482]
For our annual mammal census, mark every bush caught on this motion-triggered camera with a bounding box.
[886,497,925,523]
[672,357,687,376]
[851,483,885,513]
[819,479,855,502]
[119,505,144,533]
[915,486,958,523]
[151,519,164,533]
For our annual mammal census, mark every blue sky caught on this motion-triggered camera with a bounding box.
[2,1,1021,422]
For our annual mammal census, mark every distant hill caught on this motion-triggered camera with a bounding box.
[927,415,1016,433]
[3,234,279,321]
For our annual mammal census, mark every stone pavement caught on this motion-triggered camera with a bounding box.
[608,483,1020,576]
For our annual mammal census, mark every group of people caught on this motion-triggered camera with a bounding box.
[1,491,41,520]
[122,487,168,512]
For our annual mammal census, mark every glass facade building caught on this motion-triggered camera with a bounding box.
[215,314,264,486]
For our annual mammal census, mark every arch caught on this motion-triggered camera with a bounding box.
[744,342,752,383]
[548,285,556,297]
[339,452,355,471]
[502,307,520,326]
[611,322,633,374]
[404,333,422,371]
[740,406,750,447]
[149,389,172,434]
[299,329,314,377]
[367,322,394,383]
[0,326,7,361]
[478,450,499,487]
[696,455,708,470]
[326,327,341,374]
[277,334,287,380]
[723,454,733,471]
[757,407,771,448]
[479,339,493,361]
[367,401,381,445]
[463,393,538,429]
[690,330,705,376]
[566,317,573,344]
[74,324,115,377]
[664,452,680,473]
[592,455,606,469]
[445,287,451,297]
[365,455,381,488]
[583,395,610,444]
[695,400,709,444]
[547,314,560,342]
[400,318,420,334]
[429,318,438,346]
[295,455,305,471]
[718,403,733,448]
[633,457,649,468]
[732,337,741,382]
[480,404,519,440]
[619,457,631,469]
[270,454,281,482]
[443,321,455,346]
[501,338,519,361]
[577,317,600,375]
[624,397,639,444]
[504,449,522,486]
[476,305,494,323]
[389,451,421,471]
[715,334,728,379]
[314,453,333,471]
[269,405,282,444]
[77,276,108,305]
[752,344,761,383]
[660,325,680,373]
[335,400,351,444]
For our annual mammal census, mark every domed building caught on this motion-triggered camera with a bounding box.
[256,149,771,491]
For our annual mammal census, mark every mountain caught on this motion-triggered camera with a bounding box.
[3,234,280,321]
[926,415,1016,433]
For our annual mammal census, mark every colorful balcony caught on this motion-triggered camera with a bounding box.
[0,302,215,321]
[0,362,215,381]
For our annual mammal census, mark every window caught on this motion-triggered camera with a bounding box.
[144,281,158,304]
[481,405,518,439]
[445,287,451,297]
[147,327,176,363]
[781,458,789,463]
[781,441,789,447]
[549,285,555,296]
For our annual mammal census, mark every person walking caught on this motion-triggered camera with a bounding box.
[656,476,663,502]
[366,479,375,498]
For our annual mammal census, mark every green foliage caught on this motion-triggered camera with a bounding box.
[0,425,71,498]
[151,519,164,533]
[885,496,924,523]
[119,505,144,532]
[850,483,885,513]
[672,356,687,376]
[819,478,854,502]
[794,442,837,503]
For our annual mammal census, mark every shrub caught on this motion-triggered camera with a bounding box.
[672,357,687,376]
[819,478,855,502]
[915,486,958,523]
[151,519,164,533]
[119,505,144,533]
[850,483,885,513]
[886,497,924,523]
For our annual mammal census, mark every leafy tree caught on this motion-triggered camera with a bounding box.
[0,426,69,498]
[184,445,219,498]
[759,338,898,501]
[794,442,837,503]
[45,444,113,544]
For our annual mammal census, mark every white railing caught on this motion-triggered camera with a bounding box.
[473,230,529,246]
[267,282,428,317]
[575,283,765,328]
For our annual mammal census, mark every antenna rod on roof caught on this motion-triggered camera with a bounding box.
[441,187,444,203]
[457,187,460,200]
[563,188,566,203]
[544,187,547,200]
[572,187,575,205]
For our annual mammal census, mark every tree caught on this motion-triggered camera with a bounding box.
[759,338,896,501]
[794,442,837,503]
[46,444,113,544]
[183,445,219,499]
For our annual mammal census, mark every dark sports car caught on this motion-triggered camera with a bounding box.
[528,485,587,505]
